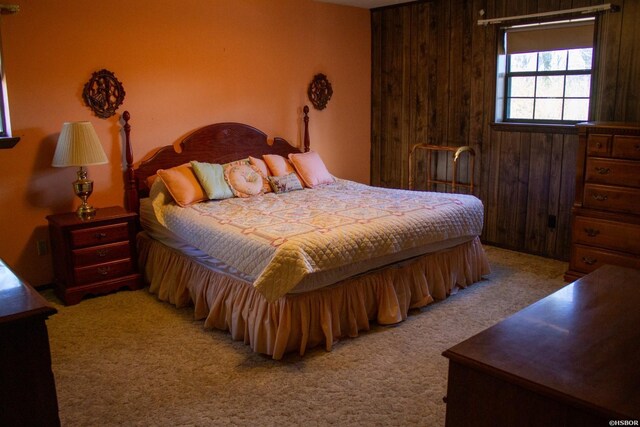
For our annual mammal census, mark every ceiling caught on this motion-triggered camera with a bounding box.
[314,0,411,9]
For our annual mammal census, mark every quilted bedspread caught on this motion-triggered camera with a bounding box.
[150,179,484,302]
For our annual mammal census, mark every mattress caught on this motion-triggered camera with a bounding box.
[141,178,485,302]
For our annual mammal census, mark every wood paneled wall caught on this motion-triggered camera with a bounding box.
[371,0,640,260]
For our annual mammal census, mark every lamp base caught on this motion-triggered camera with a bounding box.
[76,204,97,220]
[73,166,97,220]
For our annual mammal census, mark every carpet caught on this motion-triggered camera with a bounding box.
[43,246,567,426]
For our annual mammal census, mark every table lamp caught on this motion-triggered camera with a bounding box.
[52,121,108,218]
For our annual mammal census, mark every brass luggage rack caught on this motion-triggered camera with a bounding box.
[409,144,475,193]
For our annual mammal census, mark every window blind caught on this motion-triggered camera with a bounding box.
[506,21,594,54]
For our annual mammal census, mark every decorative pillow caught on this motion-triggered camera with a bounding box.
[249,156,272,193]
[191,161,234,200]
[268,172,304,194]
[156,163,207,207]
[288,151,335,187]
[223,158,250,168]
[224,163,264,198]
[263,154,296,177]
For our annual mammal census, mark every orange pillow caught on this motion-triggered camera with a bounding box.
[263,154,296,177]
[288,151,334,187]
[156,163,207,207]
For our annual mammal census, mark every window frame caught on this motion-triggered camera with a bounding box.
[503,49,593,124]
[494,17,598,128]
[0,8,19,148]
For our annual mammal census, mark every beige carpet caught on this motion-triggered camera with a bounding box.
[43,246,567,426]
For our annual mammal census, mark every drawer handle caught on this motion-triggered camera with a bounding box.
[591,194,608,201]
[635,144,640,151]
[595,142,602,149]
[582,256,597,266]
[95,232,107,239]
[96,248,110,257]
[584,228,600,237]
[97,266,111,276]
[595,167,610,175]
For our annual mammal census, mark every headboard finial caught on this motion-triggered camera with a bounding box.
[303,105,310,153]
[122,110,138,214]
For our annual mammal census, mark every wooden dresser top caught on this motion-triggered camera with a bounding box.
[443,264,640,419]
[0,259,56,323]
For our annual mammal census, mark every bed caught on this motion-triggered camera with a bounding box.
[122,107,490,359]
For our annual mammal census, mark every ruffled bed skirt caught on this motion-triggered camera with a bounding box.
[138,233,490,359]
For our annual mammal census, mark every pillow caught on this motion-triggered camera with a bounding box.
[249,156,269,176]
[288,151,335,187]
[263,154,296,177]
[224,163,264,198]
[249,156,272,194]
[146,173,158,188]
[156,163,207,207]
[191,161,234,200]
[268,173,304,194]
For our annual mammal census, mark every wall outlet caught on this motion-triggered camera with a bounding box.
[36,239,48,256]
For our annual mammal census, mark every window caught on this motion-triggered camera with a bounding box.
[0,5,19,148]
[498,19,595,124]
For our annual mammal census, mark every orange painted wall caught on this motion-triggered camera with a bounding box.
[0,0,371,286]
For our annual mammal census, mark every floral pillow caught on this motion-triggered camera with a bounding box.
[224,163,264,198]
[268,172,304,194]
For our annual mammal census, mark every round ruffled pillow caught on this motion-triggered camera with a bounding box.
[224,163,264,198]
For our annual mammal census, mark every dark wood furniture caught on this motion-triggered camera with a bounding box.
[565,122,640,281]
[443,264,640,426]
[0,259,59,426]
[47,206,142,305]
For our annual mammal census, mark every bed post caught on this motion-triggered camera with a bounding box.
[303,105,310,153]
[122,111,139,214]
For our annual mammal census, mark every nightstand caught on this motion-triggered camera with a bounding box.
[47,206,142,305]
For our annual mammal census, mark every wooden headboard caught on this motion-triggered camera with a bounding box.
[123,106,311,213]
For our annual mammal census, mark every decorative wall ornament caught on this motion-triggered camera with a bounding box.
[82,69,126,119]
[307,73,333,110]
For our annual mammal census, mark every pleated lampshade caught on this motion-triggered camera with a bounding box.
[52,122,108,167]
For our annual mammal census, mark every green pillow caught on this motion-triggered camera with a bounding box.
[190,161,234,200]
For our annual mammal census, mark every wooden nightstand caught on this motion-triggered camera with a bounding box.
[47,206,142,305]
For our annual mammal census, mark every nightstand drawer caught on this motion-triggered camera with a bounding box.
[72,241,131,267]
[73,259,133,285]
[583,184,640,214]
[585,158,640,188]
[572,216,640,254]
[70,223,130,248]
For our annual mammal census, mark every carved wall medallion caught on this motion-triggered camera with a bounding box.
[307,73,333,110]
[83,69,126,119]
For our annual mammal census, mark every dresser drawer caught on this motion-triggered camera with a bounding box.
[70,223,130,248]
[583,184,640,214]
[585,158,640,188]
[572,216,640,254]
[612,135,640,160]
[571,244,640,274]
[587,134,611,156]
[73,259,133,285]
[72,241,131,267]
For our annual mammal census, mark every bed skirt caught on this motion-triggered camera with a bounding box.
[138,233,490,359]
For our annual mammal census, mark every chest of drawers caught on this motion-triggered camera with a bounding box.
[47,206,142,305]
[565,122,640,281]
